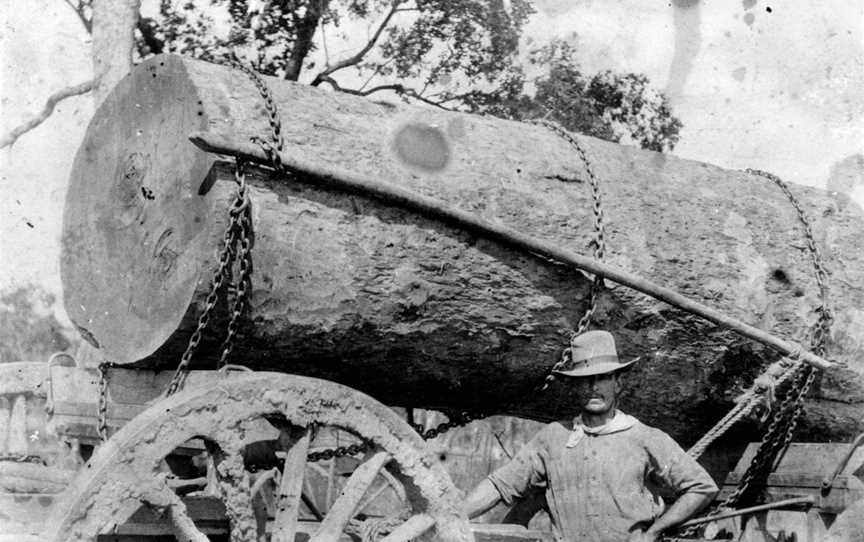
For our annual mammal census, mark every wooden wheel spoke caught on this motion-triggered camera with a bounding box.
[272,425,312,542]
[165,499,211,542]
[302,491,325,521]
[378,514,436,542]
[325,453,337,509]
[357,477,396,514]
[251,468,279,542]
[310,450,391,542]
[212,446,257,542]
[138,474,209,542]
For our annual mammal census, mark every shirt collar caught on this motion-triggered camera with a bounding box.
[566,410,636,448]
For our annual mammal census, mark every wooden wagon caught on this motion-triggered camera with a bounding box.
[3,54,864,541]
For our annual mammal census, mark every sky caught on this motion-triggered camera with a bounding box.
[1,0,863,324]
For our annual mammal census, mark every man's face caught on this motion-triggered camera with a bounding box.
[573,373,620,415]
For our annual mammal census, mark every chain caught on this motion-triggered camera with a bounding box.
[218,164,254,368]
[96,361,114,441]
[677,171,832,536]
[160,58,273,396]
[0,454,46,464]
[220,62,486,460]
[307,442,369,463]
[673,172,833,535]
[717,170,832,508]
[687,351,802,460]
[411,410,480,440]
[304,411,480,463]
[228,57,286,172]
[529,119,606,391]
[747,169,830,299]
[164,159,253,397]
[717,360,809,508]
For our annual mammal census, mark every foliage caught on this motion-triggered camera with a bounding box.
[134,0,534,86]
[0,286,76,363]
[68,1,681,151]
[458,40,682,152]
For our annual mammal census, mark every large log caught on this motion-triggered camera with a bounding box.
[61,54,864,443]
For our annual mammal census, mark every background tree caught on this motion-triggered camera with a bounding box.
[135,0,681,151]
[1,0,139,148]
[0,286,76,363]
[5,1,681,152]
[457,40,682,152]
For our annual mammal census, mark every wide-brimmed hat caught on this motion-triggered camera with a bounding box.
[552,330,638,378]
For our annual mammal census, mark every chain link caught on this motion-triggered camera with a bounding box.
[718,169,832,508]
[747,169,830,299]
[218,163,255,368]
[304,411,481,463]
[678,172,833,536]
[0,454,46,464]
[229,57,286,172]
[529,119,606,391]
[220,62,486,460]
[160,59,273,397]
[677,170,832,537]
[307,442,369,463]
[163,160,253,397]
[96,361,113,441]
[687,351,802,461]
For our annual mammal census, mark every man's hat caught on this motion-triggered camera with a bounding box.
[552,330,638,378]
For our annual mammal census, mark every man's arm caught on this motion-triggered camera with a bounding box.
[465,427,548,519]
[463,479,504,519]
[637,491,714,541]
[639,428,720,541]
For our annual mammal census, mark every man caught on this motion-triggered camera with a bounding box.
[463,330,718,542]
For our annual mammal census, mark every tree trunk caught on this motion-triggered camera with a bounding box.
[91,0,140,106]
[61,54,864,443]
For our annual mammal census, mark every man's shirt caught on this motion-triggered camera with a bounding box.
[487,411,718,542]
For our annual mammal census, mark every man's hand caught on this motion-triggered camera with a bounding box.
[627,527,660,542]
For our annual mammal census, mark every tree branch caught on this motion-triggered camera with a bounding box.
[317,76,453,111]
[63,0,92,33]
[310,0,402,86]
[284,0,330,81]
[404,89,455,110]
[317,75,404,97]
[358,57,393,91]
[1,79,95,149]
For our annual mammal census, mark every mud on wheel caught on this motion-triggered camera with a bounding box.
[45,373,472,542]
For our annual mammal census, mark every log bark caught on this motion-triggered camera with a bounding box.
[61,54,864,443]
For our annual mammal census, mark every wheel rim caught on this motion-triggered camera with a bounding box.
[45,373,471,542]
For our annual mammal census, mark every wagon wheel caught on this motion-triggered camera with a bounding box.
[249,430,411,528]
[45,373,472,542]
[301,438,409,522]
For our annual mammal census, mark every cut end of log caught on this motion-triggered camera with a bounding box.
[61,55,218,363]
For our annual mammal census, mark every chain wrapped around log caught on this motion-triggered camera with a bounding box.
[188,130,834,372]
[60,54,864,442]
